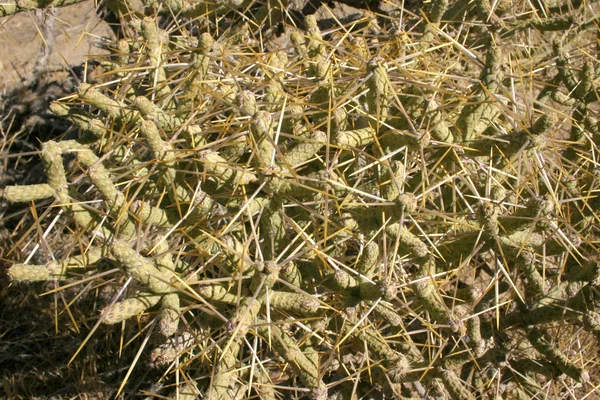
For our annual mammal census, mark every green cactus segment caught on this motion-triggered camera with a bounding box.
[342,311,410,382]
[257,324,326,397]
[102,292,162,325]
[439,367,476,400]
[77,83,135,121]
[269,291,320,313]
[425,0,449,24]
[366,59,393,123]
[2,184,55,203]
[527,328,589,382]
[159,292,180,337]
[334,127,377,148]
[129,200,172,226]
[75,149,126,214]
[280,261,302,288]
[49,103,106,137]
[111,240,172,294]
[135,97,180,131]
[457,46,504,143]
[41,141,69,195]
[372,301,403,327]
[261,200,286,260]
[8,247,103,281]
[356,241,379,278]
[199,150,257,186]
[386,224,429,258]
[251,110,277,167]
[141,17,170,98]
[280,130,327,168]
[411,257,455,326]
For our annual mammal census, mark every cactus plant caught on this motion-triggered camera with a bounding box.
[2,0,600,398]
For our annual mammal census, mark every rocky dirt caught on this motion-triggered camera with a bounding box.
[0,0,113,96]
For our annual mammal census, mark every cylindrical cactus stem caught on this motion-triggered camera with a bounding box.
[525,14,575,32]
[519,250,547,295]
[584,310,600,335]
[264,82,286,112]
[42,141,111,233]
[159,293,180,337]
[425,99,454,143]
[129,200,172,227]
[282,103,309,137]
[198,284,241,303]
[102,292,162,325]
[8,247,104,282]
[372,301,403,327]
[457,45,503,142]
[135,97,181,131]
[390,193,418,219]
[305,15,325,59]
[184,189,218,224]
[261,198,286,260]
[141,17,170,98]
[42,141,68,194]
[182,124,208,148]
[380,128,431,151]
[234,90,257,117]
[176,381,201,400]
[280,130,326,168]
[342,310,410,382]
[527,328,589,382]
[359,280,397,301]
[138,119,181,189]
[334,127,377,148]
[477,202,500,242]
[149,331,195,367]
[327,269,358,291]
[139,119,172,162]
[251,110,276,167]
[267,51,288,82]
[111,240,173,294]
[49,103,106,138]
[385,223,429,258]
[290,31,309,65]
[425,0,449,24]
[269,291,320,314]
[116,38,130,69]
[280,261,302,288]
[350,36,370,66]
[356,241,379,279]
[365,58,392,122]
[256,324,326,397]
[554,41,578,93]
[151,239,180,337]
[250,260,281,296]
[198,150,258,186]
[438,367,476,400]
[411,257,453,325]
[263,166,327,197]
[500,194,554,233]
[75,148,126,215]
[466,315,487,357]
[381,160,405,203]
[2,184,55,203]
[190,32,213,79]
[77,83,135,122]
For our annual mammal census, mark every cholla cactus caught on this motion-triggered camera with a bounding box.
[3,0,600,397]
